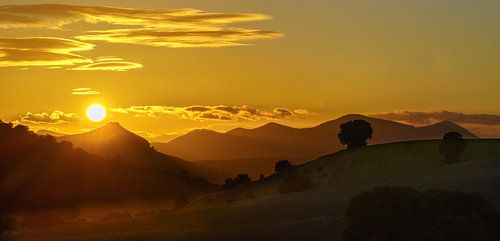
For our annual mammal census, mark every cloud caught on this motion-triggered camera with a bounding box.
[0,37,93,67]
[0,37,141,70]
[0,4,271,28]
[71,88,100,95]
[0,4,282,48]
[370,110,500,126]
[111,105,308,121]
[71,57,142,71]
[76,28,283,48]
[19,111,82,124]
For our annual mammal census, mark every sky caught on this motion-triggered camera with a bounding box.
[1,0,500,140]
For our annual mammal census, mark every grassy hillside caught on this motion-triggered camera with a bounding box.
[7,139,500,241]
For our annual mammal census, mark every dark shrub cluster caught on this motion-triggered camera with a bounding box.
[342,186,500,241]
[439,131,466,163]
[222,174,251,189]
[275,160,294,173]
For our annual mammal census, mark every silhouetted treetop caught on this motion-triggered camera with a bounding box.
[338,119,373,149]
[275,160,293,173]
[222,174,251,189]
[439,131,466,163]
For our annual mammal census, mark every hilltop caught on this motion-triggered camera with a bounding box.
[0,121,225,214]
[58,122,227,183]
[153,114,478,178]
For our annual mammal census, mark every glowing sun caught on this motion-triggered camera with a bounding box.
[87,104,106,122]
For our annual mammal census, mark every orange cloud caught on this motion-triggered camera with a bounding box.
[0,4,271,28]
[111,105,308,121]
[77,28,283,48]
[71,88,101,95]
[0,37,93,67]
[0,37,141,70]
[0,4,282,48]
[19,111,82,124]
[72,57,143,71]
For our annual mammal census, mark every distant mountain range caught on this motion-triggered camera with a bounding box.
[153,114,478,163]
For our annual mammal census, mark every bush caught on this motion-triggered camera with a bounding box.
[439,132,466,163]
[275,160,293,173]
[222,174,251,189]
[341,186,500,241]
[279,171,313,194]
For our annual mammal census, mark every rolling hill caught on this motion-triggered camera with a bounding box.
[58,122,227,183]
[153,114,478,177]
[10,139,500,241]
[0,121,225,214]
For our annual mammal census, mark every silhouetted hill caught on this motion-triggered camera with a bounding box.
[154,129,281,161]
[58,123,227,183]
[59,122,152,160]
[153,114,478,164]
[0,121,222,213]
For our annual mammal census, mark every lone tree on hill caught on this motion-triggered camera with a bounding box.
[275,160,293,173]
[439,131,466,163]
[338,120,373,149]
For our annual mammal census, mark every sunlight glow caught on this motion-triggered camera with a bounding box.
[87,104,106,122]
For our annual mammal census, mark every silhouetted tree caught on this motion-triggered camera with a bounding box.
[338,120,373,149]
[222,174,251,189]
[275,160,293,173]
[342,186,500,241]
[439,132,466,163]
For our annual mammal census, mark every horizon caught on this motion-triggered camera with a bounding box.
[10,113,491,143]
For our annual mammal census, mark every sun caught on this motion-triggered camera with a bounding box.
[87,104,107,122]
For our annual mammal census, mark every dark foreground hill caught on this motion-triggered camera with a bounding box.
[0,121,221,213]
[9,139,500,241]
[154,114,478,178]
[58,122,227,183]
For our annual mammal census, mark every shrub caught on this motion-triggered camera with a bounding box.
[275,160,294,173]
[222,174,251,189]
[279,171,313,194]
[341,186,500,241]
[439,132,466,163]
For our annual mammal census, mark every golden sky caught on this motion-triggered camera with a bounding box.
[1,0,500,139]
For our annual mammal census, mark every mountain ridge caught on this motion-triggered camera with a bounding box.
[153,114,478,162]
